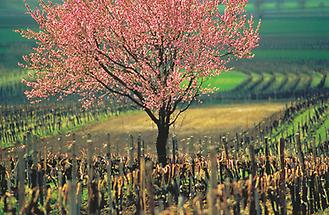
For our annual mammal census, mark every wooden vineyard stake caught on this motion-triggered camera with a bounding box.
[296,133,306,172]
[234,132,240,159]
[223,136,230,161]
[312,136,321,213]
[296,133,307,214]
[87,134,98,214]
[188,137,196,198]
[232,180,240,214]
[118,158,124,214]
[17,147,25,214]
[32,135,38,166]
[142,139,145,158]
[279,138,287,215]
[26,132,32,186]
[77,181,82,214]
[68,133,78,215]
[172,135,177,164]
[138,135,142,169]
[140,145,146,215]
[0,148,6,210]
[312,136,317,165]
[248,143,259,215]
[207,145,218,215]
[205,137,210,157]
[116,136,119,156]
[145,161,155,215]
[265,137,271,175]
[58,170,64,215]
[136,134,145,214]
[129,134,134,167]
[42,142,48,205]
[106,133,113,214]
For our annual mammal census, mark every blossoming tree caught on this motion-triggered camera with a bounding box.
[19,0,260,165]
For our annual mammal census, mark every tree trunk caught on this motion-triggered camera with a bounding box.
[156,124,169,166]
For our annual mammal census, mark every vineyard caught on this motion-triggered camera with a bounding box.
[1,68,329,105]
[0,101,132,148]
[0,0,329,214]
[0,94,328,214]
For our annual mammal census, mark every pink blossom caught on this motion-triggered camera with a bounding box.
[20,0,260,126]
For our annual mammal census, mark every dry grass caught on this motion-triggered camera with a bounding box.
[64,102,284,150]
[44,102,284,154]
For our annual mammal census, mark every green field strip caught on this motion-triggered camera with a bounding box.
[290,73,301,92]
[271,102,329,151]
[203,71,247,92]
[325,73,329,88]
[0,28,29,44]
[247,1,329,12]
[295,72,312,91]
[265,1,329,10]
[248,72,264,92]
[238,71,262,91]
[305,0,329,8]
[261,72,276,93]
[282,72,298,92]
[231,71,252,92]
[271,105,320,142]
[271,110,307,140]
[254,50,329,60]
[268,72,286,92]
[0,70,28,88]
[254,72,273,92]
[304,73,313,90]
[260,18,329,36]
[249,72,265,92]
[315,117,329,144]
[278,73,289,92]
[310,71,324,88]
[288,109,315,134]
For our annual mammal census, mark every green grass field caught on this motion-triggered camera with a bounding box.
[203,71,247,92]
[295,72,310,90]
[267,72,285,92]
[271,102,328,151]
[223,0,329,13]
[260,18,329,36]
[0,70,28,87]
[0,28,28,43]
[310,71,323,88]
[325,75,329,88]
[254,72,272,91]
[254,50,329,60]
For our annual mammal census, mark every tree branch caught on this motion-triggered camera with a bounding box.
[169,76,196,114]
[86,71,159,123]
[169,96,196,127]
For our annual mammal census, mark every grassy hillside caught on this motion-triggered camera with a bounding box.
[203,71,247,92]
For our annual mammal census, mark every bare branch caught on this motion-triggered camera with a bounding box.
[86,71,159,123]
[169,96,196,127]
[169,76,196,114]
